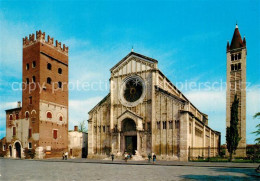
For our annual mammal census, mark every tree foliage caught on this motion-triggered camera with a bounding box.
[78,120,87,133]
[253,112,260,144]
[226,94,241,161]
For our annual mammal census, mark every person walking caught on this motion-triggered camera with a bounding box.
[111,154,114,162]
[62,152,65,160]
[65,152,68,160]
[152,154,156,164]
[124,152,128,162]
[148,153,151,163]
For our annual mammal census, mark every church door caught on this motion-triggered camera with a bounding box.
[125,136,137,155]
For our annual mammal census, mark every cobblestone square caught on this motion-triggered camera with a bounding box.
[0,159,259,181]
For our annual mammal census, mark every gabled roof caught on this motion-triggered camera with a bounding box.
[88,94,110,114]
[117,109,143,120]
[110,51,158,72]
[230,25,245,50]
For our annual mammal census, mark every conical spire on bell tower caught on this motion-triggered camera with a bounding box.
[230,24,246,50]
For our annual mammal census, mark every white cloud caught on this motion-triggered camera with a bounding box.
[68,96,104,130]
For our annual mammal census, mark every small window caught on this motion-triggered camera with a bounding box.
[47,63,52,70]
[29,97,32,104]
[103,126,105,133]
[3,145,6,151]
[143,123,145,130]
[175,120,180,129]
[47,112,52,119]
[32,76,36,83]
[32,61,36,68]
[28,142,32,149]
[9,114,13,120]
[58,68,62,74]
[16,113,19,119]
[238,53,241,59]
[157,122,161,130]
[235,64,238,70]
[26,63,29,70]
[147,122,151,131]
[58,82,62,88]
[13,127,16,136]
[25,112,29,119]
[59,116,63,121]
[235,54,237,60]
[169,121,173,129]
[53,130,57,139]
[163,121,167,129]
[28,128,32,138]
[47,77,52,84]
[238,63,241,70]
[26,78,29,84]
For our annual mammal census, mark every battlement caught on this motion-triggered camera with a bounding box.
[23,30,68,54]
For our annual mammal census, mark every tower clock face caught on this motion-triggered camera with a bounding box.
[120,75,145,107]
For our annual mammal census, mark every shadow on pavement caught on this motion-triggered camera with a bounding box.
[181,167,260,180]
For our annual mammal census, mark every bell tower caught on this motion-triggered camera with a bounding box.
[226,24,247,156]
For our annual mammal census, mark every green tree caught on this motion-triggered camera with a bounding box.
[252,112,260,144]
[78,120,87,133]
[226,94,241,161]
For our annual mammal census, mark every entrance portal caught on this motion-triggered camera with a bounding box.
[125,136,137,155]
[15,142,21,158]
[122,118,137,155]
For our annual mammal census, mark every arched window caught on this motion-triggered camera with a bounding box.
[16,113,19,119]
[231,54,234,61]
[59,116,63,121]
[32,76,36,83]
[25,112,29,119]
[47,112,52,119]
[58,68,62,74]
[32,61,36,68]
[231,64,234,71]
[26,63,29,70]
[58,82,62,88]
[47,63,52,70]
[26,78,29,84]
[9,114,13,120]
[235,64,238,70]
[238,53,241,59]
[47,77,52,84]
[238,63,241,70]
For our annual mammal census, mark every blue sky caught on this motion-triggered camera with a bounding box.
[0,0,259,144]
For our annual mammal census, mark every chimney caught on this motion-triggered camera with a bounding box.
[17,101,21,108]
[74,126,78,132]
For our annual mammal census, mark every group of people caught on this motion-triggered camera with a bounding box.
[110,153,157,164]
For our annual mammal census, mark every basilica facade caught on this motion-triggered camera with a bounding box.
[88,51,220,161]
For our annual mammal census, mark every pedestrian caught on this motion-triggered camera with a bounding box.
[62,152,65,160]
[111,154,114,162]
[153,154,156,164]
[124,152,128,162]
[148,153,151,163]
[65,152,68,160]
